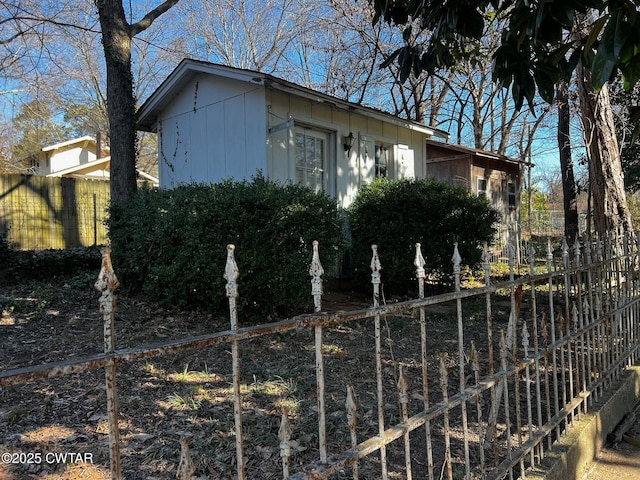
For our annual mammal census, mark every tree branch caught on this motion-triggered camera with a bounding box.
[130,0,180,36]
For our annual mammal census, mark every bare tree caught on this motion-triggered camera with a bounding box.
[1,0,180,204]
[574,12,633,236]
[177,0,302,72]
[557,78,580,242]
[97,0,179,205]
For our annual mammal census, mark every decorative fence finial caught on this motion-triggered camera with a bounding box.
[483,242,492,286]
[95,247,119,301]
[224,244,240,300]
[546,238,554,272]
[371,244,381,280]
[309,240,324,313]
[414,243,425,280]
[414,243,426,299]
[371,245,382,307]
[507,242,515,269]
[584,235,592,264]
[452,243,462,275]
[574,237,582,267]
[528,242,536,274]
[452,243,462,292]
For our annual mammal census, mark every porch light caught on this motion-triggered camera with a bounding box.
[343,132,354,153]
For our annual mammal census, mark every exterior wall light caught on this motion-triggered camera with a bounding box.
[343,132,354,153]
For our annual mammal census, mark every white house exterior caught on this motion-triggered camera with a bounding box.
[25,135,158,185]
[27,136,110,180]
[137,59,449,208]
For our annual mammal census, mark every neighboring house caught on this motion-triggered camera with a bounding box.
[425,139,526,252]
[136,58,449,208]
[27,135,109,179]
[25,135,158,185]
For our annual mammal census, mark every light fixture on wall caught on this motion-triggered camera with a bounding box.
[343,132,354,154]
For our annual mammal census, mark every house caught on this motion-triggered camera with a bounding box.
[26,135,109,179]
[136,58,449,208]
[425,139,526,253]
[25,134,158,185]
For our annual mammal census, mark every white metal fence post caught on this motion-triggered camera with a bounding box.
[224,244,245,480]
[370,244,388,479]
[95,247,122,480]
[310,240,328,463]
[177,436,195,480]
[346,384,359,479]
[415,243,435,480]
[452,243,470,478]
[279,410,291,479]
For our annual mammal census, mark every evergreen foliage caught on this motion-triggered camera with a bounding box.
[12,99,71,161]
[347,178,499,294]
[107,176,346,318]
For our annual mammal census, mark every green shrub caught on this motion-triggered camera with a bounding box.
[0,235,8,266]
[107,177,346,318]
[0,245,101,285]
[347,178,500,294]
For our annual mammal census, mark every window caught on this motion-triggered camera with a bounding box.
[508,182,517,208]
[375,145,388,178]
[295,129,326,193]
[477,177,487,198]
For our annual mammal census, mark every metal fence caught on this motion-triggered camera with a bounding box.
[520,210,589,237]
[1,234,640,479]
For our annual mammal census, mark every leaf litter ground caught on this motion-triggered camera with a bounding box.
[0,269,515,479]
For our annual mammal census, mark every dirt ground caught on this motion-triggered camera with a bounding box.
[0,265,515,480]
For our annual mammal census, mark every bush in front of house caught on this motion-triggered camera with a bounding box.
[0,242,101,284]
[107,176,347,318]
[347,178,500,294]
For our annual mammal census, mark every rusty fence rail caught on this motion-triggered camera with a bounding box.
[2,233,640,479]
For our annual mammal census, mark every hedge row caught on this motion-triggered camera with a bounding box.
[348,178,499,293]
[107,176,499,318]
[107,176,346,317]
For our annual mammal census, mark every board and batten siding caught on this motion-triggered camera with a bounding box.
[157,73,268,187]
[265,88,426,209]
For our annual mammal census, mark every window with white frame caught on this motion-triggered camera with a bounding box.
[477,177,487,198]
[508,182,517,208]
[295,128,327,193]
[375,144,388,178]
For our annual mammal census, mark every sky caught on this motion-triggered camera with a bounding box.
[0,0,591,189]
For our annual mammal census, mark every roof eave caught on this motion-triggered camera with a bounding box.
[137,59,451,140]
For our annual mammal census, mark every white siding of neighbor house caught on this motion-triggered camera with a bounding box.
[48,146,95,173]
[157,73,268,187]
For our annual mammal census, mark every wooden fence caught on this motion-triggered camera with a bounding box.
[0,174,110,250]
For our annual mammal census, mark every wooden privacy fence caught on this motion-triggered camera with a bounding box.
[1,234,640,479]
[0,174,110,250]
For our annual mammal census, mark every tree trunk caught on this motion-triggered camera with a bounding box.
[577,65,633,236]
[556,79,580,242]
[97,0,138,206]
